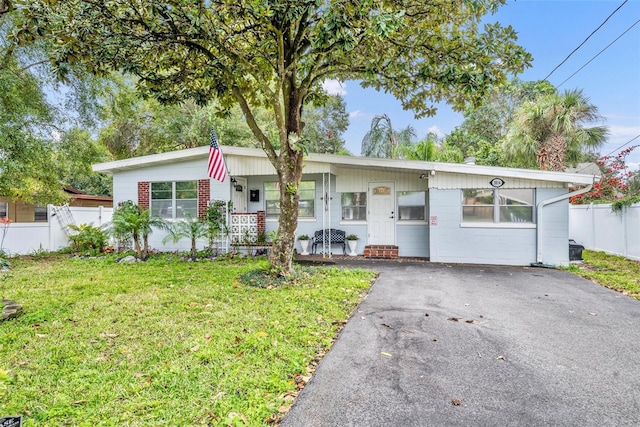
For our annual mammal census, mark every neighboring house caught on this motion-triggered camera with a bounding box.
[0,186,113,223]
[93,146,596,266]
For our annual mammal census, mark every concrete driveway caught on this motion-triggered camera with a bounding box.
[281,262,640,427]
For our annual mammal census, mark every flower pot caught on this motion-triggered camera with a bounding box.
[347,239,358,256]
[299,239,310,255]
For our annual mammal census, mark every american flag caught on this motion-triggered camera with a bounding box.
[207,128,227,182]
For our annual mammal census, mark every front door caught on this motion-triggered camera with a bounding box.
[232,177,248,213]
[368,182,395,245]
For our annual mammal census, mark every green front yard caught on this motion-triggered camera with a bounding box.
[2,249,638,426]
[567,249,640,299]
[0,256,375,426]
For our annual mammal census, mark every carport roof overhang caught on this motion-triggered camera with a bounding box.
[93,145,597,186]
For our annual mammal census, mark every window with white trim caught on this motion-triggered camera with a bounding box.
[462,189,534,223]
[151,181,197,219]
[341,192,366,221]
[397,191,426,220]
[265,181,315,218]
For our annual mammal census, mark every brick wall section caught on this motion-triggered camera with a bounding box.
[198,179,210,219]
[257,211,266,235]
[138,182,150,210]
[364,245,399,259]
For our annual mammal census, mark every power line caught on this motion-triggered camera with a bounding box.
[543,0,628,81]
[575,133,640,173]
[557,18,640,88]
[602,134,640,158]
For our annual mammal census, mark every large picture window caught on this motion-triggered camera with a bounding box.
[397,191,426,221]
[265,181,315,218]
[151,181,197,219]
[341,192,366,221]
[462,189,534,223]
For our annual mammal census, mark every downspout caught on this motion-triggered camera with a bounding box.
[535,180,594,265]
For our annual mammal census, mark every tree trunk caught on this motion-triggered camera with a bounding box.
[546,133,567,172]
[142,234,149,259]
[269,93,305,275]
[191,238,197,260]
[269,149,304,275]
[133,234,142,258]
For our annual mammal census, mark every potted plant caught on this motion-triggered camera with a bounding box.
[346,234,359,256]
[298,234,310,255]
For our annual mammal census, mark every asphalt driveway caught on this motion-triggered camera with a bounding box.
[281,262,640,427]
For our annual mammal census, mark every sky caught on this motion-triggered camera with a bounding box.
[323,0,640,170]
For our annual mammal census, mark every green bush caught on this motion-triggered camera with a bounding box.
[68,224,108,254]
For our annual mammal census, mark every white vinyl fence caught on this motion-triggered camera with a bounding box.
[1,205,113,256]
[569,203,640,261]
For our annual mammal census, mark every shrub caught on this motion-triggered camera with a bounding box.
[68,224,108,254]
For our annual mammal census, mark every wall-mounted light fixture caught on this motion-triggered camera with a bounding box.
[419,173,427,179]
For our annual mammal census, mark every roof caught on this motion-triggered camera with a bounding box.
[93,145,598,186]
[63,186,113,202]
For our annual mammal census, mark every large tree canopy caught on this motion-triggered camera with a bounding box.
[19,0,531,273]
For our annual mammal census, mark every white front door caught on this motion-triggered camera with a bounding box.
[232,177,248,213]
[368,181,395,245]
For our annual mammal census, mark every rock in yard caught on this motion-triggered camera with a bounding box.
[118,255,138,263]
[2,299,23,321]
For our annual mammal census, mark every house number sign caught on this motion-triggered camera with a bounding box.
[373,186,391,195]
[490,178,505,188]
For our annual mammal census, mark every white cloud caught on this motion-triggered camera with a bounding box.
[427,125,443,137]
[322,79,347,96]
[348,109,364,119]
[608,124,640,139]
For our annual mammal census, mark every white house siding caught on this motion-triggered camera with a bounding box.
[397,223,429,257]
[537,188,570,266]
[429,189,537,265]
[334,167,427,192]
[430,172,564,189]
[111,158,230,253]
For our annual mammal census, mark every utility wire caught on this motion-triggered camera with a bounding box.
[543,0,628,81]
[602,134,640,158]
[575,134,640,173]
[558,19,640,88]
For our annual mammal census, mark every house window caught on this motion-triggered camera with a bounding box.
[0,202,7,219]
[341,192,366,221]
[150,181,197,219]
[34,204,48,222]
[265,181,315,218]
[397,191,426,221]
[462,189,534,223]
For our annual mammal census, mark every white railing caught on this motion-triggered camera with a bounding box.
[569,203,640,261]
[1,205,113,256]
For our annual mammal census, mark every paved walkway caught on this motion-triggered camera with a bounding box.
[281,262,640,426]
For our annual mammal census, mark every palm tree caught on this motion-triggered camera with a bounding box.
[110,201,165,258]
[503,89,608,171]
[138,209,167,258]
[400,132,441,161]
[162,213,208,260]
[361,114,416,159]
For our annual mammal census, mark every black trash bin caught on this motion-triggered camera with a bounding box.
[569,239,584,261]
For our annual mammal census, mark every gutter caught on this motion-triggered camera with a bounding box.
[535,181,594,265]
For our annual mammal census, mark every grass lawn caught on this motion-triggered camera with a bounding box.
[0,255,376,426]
[567,249,640,299]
